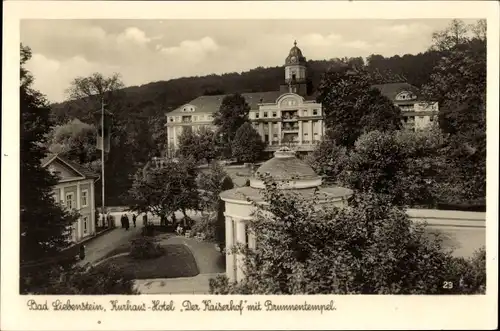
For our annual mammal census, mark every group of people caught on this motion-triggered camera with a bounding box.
[120,213,137,230]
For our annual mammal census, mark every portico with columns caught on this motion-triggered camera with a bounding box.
[220,147,353,282]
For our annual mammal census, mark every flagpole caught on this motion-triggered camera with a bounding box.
[101,97,106,227]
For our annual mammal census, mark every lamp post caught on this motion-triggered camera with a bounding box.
[94,99,113,228]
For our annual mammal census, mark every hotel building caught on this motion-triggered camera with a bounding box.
[166,42,438,153]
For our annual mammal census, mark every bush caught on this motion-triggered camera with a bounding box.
[210,178,487,294]
[31,264,138,294]
[130,236,165,260]
[191,213,217,240]
[445,247,486,294]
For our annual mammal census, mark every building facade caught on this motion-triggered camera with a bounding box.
[166,42,438,153]
[42,154,98,243]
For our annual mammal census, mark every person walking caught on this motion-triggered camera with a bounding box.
[124,214,130,231]
[143,213,148,226]
[120,214,125,228]
[132,214,137,228]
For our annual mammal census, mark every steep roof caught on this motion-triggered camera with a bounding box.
[170,82,424,116]
[170,90,317,115]
[372,82,422,101]
[42,153,99,179]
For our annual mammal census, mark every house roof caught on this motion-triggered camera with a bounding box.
[169,82,424,116]
[371,82,422,101]
[254,147,319,182]
[169,91,317,115]
[220,185,353,204]
[42,153,99,179]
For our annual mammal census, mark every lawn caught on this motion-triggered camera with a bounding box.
[97,244,200,279]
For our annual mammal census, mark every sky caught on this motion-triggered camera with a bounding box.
[20,19,471,103]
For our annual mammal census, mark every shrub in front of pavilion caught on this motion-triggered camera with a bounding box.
[209,176,486,294]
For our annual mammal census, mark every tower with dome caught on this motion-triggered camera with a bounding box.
[166,41,325,154]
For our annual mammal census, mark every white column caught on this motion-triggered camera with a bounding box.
[278,122,282,146]
[309,120,313,143]
[235,219,247,282]
[248,229,256,250]
[298,121,303,145]
[259,122,264,141]
[268,122,272,146]
[318,119,323,139]
[225,215,236,282]
[90,180,95,234]
[173,126,177,150]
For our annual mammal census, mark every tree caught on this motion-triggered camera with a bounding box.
[209,178,486,294]
[197,162,234,211]
[341,129,446,207]
[231,123,265,163]
[178,126,218,164]
[194,162,234,249]
[65,72,125,123]
[127,157,200,225]
[317,65,401,147]
[47,118,98,168]
[213,93,250,155]
[20,44,80,292]
[423,19,486,203]
[305,138,349,184]
[431,19,469,52]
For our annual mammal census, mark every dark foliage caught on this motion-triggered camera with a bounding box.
[20,44,81,293]
[317,65,401,147]
[209,178,486,294]
[33,264,138,294]
[130,237,165,260]
[231,123,265,163]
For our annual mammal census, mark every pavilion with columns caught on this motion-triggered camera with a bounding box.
[219,147,353,282]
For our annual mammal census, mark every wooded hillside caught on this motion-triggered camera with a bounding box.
[51,51,443,124]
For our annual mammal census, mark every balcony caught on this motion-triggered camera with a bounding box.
[181,116,192,123]
[399,105,415,112]
[282,112,299,121]
[282,125,299,132]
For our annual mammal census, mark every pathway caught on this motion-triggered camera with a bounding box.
[79,226,141,266]
[134,235,225,294]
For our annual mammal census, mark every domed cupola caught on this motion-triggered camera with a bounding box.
[250,147,322,189]
[285,40,307,66]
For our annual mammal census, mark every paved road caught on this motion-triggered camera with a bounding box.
[79,226,142,265]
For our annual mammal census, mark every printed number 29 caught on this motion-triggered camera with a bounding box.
[443,281,453,289]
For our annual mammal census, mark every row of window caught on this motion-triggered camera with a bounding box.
[254,109,319,119]
[264,132,319,138]
[402,115,434,123]
[59,190,88,210]
[169,114,213,123]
